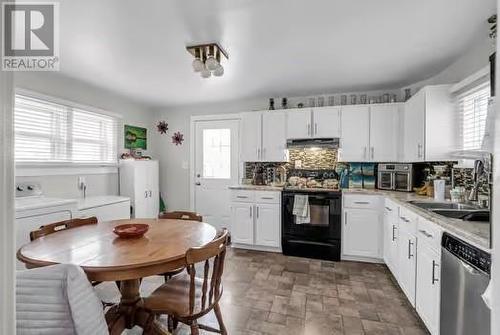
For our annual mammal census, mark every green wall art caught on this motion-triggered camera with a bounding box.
[124,125,147,150]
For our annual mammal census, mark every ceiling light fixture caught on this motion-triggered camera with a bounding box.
[186,43,228,79]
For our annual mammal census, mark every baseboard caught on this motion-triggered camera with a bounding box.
[231,243,282,253]
[341,254,385,264]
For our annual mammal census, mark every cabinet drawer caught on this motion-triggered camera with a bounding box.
[417,218,443,251]
[399,206,417,234]
[255,191,280,204]
[231,190,255,203]
[344,195,381,209]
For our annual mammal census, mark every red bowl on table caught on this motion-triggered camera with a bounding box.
[113,224,149,238]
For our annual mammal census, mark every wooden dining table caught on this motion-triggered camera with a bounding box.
[17,218,217,334]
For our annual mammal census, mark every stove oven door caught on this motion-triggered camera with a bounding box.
[282,192,341,240]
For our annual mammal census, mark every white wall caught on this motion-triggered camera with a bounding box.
[13,72,156,198]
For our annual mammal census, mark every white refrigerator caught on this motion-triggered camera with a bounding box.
[119,160,159,218]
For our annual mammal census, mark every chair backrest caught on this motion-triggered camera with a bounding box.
[158,211,203,222]
[185,229,229,315]
[30,217,98,241]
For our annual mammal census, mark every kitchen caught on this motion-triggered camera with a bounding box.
[0,1,499,335]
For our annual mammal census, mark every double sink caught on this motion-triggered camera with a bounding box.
[409,201,490,222]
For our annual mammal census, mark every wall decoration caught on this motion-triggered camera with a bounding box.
[124,125,147,150]
[172,131,184,146]
[156,121,169,134]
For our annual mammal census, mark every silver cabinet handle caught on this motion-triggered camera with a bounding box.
[417,143,423,159]
[418,229,433,238]
[408,240,414,259]
[371,147,374,160]
[260,197,274,200]
[195,182,201,186]
[250,206,252,218]
[257,148,261,160]
[145,191,148,198]
[363,147,367,159]
[307,124,311,136]
[354,201,370,205]
[149,190,152,197]
[400,216,410,223]
[392,225,397,241]
[315,123,318,135]
[236,196,248,199]
[385,206,392,212]
[256,206,259,218]
[432,260,439,284]
[262,147,266,159]
[344,212,347,225]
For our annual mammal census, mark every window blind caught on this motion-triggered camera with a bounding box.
[456,83,490,150]
[15,94,118,164]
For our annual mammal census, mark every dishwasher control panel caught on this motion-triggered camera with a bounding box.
[442,233,491,275]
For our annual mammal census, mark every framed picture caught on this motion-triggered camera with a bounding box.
[124,125,147,150]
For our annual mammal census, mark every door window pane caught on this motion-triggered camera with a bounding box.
[203,128,231,179]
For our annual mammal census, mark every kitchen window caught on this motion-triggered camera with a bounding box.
[14,93,118,165]
[457,82,491,150]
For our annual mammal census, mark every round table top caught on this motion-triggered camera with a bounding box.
[17,218,217,281]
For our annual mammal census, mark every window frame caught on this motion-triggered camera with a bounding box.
[14,88,122,169]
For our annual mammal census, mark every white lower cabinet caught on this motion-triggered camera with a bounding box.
[230,190,281,251]
[397,227,417,306]
[383,199,399,276]
[231,203,254,245]
[342,195,382,260]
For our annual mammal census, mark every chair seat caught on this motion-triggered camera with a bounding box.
[143,274,221,318]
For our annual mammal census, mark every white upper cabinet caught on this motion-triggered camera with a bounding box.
[240,111,286,162]
[339,105,370,161]
[369,104,399,162]
[262,111,287,161]
[240,112,261,162]
[404,92,425,162]
[312,107,341,138]
[340,104,400,162]
[286,107,340,139]
[286,108,313,139]
[403,85,454,162]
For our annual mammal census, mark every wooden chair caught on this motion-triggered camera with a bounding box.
[29,217,98,241]
[158,211,203,281]
[158,211,203,222]
[143,229,229,335]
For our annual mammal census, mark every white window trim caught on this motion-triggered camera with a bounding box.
[14,88,122,175]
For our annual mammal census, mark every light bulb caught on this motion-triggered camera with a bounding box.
[201,66,211,78]
[205,56,219,71]
[213,64,224,77]
[192,58,204,72]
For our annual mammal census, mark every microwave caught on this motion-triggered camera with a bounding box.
[377,164,414,192]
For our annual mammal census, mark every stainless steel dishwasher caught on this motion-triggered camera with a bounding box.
[440,233,491,335]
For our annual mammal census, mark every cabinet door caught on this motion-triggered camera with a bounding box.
[230,203,254,245]
[262,111,287,162]
[383,205,394,268]
[416,243,441,335]
[313,107,341,138]
[339,105,370,162]
[397,228,417,306]
[343,208,381,258]
[255,204,280,248]
[370,105,399,162]
[404,92,425,162]
[286,109,312,139]
[240,112,261,162]
[147,161,159,218]
[388,220,400,280]
[133,165,149,218]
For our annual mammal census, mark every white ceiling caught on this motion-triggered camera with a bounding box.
[52,0,495,107]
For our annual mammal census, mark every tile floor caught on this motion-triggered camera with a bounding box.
[97,248,429,335]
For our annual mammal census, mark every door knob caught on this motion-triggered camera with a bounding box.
[195,182,201,186]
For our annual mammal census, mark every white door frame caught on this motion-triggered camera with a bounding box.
[0,66,15,331]
[189,114,241,211]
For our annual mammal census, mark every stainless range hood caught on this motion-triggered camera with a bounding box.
[286,138,339,149]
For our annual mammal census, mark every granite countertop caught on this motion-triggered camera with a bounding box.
[343,189,490,251]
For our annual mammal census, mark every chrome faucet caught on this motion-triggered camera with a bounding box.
[468,159,485,202]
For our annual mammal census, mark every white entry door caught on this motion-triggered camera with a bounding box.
[194,119,239,232]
